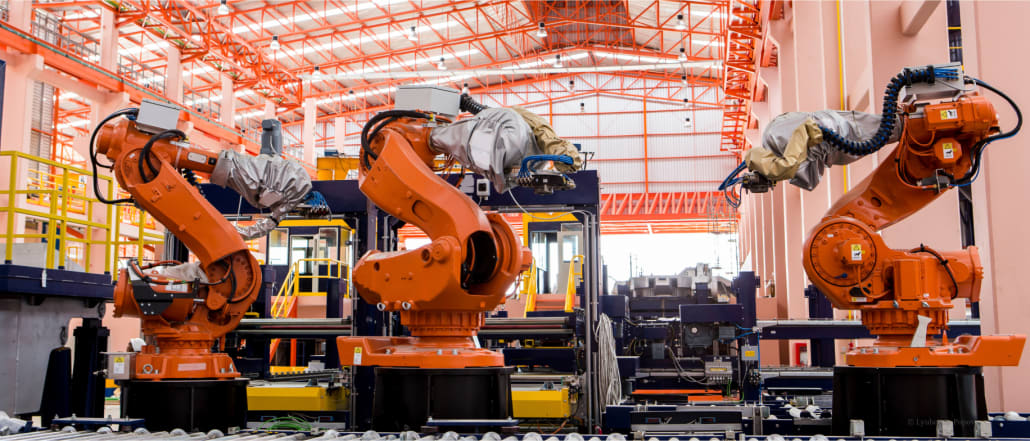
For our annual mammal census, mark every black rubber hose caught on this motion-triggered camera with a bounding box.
[89,108,139,205]
[819,67,956,156]
[359,110,430,169]
[459,93,488,115]
[138,130,186,183]
[952,77,1022,186]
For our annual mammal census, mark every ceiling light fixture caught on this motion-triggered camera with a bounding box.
[312,65,322,78]
[218,0,229,15]
[676,14,686,30]
[568,80,575,91]
[536,22,548,38]
[406,25,418,42]
[437,57,446,71]
[270,35,280,51]
[681,74,688,86]
[553,54,562,68]
[580,102,585,113]
[678,47,687,61]
[461,83,470,95]
[683,116,693,128]
[683,98,690,107]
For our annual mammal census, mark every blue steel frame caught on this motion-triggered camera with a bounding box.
[204,170,601,430]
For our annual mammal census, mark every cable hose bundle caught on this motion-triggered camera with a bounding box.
[459,93,488,115]
[953,77,1022,186]
[595,313,622,406]
[819,66,959,156]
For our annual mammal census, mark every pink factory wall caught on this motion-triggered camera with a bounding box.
[738,0,1028,410]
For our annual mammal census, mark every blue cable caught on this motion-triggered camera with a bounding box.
[518,154,574,178]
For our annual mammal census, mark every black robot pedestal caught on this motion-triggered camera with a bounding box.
[121,379,248,432]
[372,367,513,431]
[832,366,986,436]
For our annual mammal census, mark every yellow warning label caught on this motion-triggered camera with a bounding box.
[353,347,363,365]
[940,109,959,120]
[943,142,954,159]
[850,244,863,261]
[744,350,757,358]
[114,356,125,363]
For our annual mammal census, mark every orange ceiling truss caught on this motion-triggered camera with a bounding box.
[0,15,259,153]
[718,0,761,155]
[2,0,752,234]
[101,0,303,106]
[600,191,738,235]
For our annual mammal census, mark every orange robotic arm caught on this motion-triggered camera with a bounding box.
[801,72,1025,367]
[94,109,260,379]
[337,111,531,369]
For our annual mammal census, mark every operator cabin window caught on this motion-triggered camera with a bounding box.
[268,228,289,265]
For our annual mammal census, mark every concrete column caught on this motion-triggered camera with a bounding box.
[303,98,316,164]
[264,100,276,120]
[165,46,183,103]
[961,0,1030,413]
[0,52,38,154]
[0,52,42,242]
[99,8,118,72]
[334,117,346,153]
[220,75,234,128]
[6,0,31,30]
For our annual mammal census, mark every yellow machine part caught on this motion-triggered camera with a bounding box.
[316,156,360,181]
[248,385,349,411]
[511,388,571,419]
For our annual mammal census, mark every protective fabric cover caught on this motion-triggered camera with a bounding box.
[210,150,312,240]
[744,118,820,181]
[510,106,583,173]
[429,107,541,192]
[153,261,209,283]
[749,110,898,190]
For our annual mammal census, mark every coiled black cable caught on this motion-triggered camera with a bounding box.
[819,66,959,156]
[89,108,139,205]
[459,93,488,115]
[359,109,430,169]
[952,77,1022,186]
[182,169,204,195]
[138,129,187,183]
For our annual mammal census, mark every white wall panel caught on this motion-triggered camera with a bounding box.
[648,157,740,182]
[591,138,643,158]
[601,183,645,194]
[647,134,723,157]
[648,182,721,193]
[592,159,644,182]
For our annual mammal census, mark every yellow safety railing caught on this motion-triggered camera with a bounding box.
[26,168,88,215]
[564,254,584,313]
[269,258,349,319]
[524,255,583,314]
[269,258,349,366]
[523,263,539,314]
[0,151,163,274]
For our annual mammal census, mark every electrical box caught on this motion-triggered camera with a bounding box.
[849,420,866,437]
[741,345,759,361]
[394,85,460,117]
[475,178,490,197]
[704,359,733,381]
[135,99,182,135]
[106,352,135,380]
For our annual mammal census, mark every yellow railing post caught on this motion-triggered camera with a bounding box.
[5,154,17,264]
[564,255,584,313]
[58,167,69,269]
[524,264,538,314]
